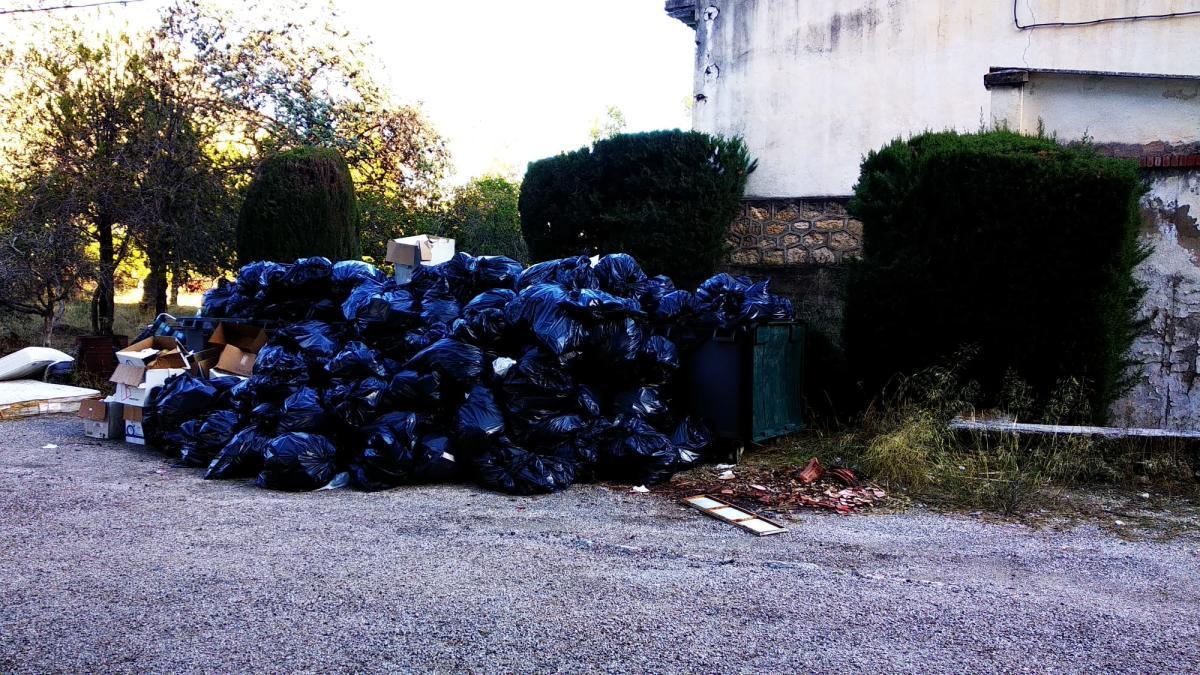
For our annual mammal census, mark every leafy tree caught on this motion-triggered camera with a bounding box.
[440,175,527,262]
[237,147,360,265]
[0,29,152,334]
[588,105,628,143]
[0,175,93,345]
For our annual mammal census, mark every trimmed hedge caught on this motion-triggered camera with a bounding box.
[846,130,1147,423]
[237,147,360,266]
[519,130,755,289]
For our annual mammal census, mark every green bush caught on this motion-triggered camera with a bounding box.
[236,147,361,265]
[519,130,755,289]
[846,130,1147,424]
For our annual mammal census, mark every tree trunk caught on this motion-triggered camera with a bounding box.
[41,312,54,347]
[94,211,116,335]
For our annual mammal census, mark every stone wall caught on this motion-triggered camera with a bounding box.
[725,198,862,267]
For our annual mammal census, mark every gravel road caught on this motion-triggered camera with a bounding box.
[1,415,1197,673]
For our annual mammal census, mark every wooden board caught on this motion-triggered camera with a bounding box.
[683,494,788,536]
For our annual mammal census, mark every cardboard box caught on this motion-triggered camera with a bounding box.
[111,366,186,406]
[115,336,188,369]
[209,323,268,378]
[78,397,124,439]
[189,346,223,378]
[123,405,145,445]
[386,235,455,282]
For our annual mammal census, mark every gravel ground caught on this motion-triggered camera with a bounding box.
[1,415,1198,673]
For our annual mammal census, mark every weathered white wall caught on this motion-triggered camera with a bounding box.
[1115,172,1200,429]
[990,73,1200,145]
[689,0,1200,197]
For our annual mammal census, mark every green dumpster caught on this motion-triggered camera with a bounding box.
[686,322,805,454]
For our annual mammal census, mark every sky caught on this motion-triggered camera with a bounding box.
[0,0,698,185]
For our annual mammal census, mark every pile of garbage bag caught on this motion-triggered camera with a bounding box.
[147,252,793,495]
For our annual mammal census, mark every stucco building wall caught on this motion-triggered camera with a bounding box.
[681,0,1200,198]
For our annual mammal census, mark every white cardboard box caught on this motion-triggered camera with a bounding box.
[385,235,455,282]
[112,368,186,406]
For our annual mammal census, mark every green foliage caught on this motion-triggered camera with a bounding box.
[520,130,755,289]
[440,175,527,262]
[236,147,360,265]
[846,130,1148,423]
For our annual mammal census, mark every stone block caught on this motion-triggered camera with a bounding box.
[802,232,826,248]
[785,247,808,264]
[815,219,844,231]
[764,222,787,236]
[846,219,864,236]
[781,233,802,247]
[775,204,800,223]
[830,231,860,251]
[749,206,770,221]
[811,247,837,264]
[731,249,761,265]
[762,249,785,265]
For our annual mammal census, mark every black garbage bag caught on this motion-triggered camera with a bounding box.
[594,253,649,298]
[561,288,643,322]
[249,401,281,428]
[474,437,576,495]
[456,384,505,451]
[278,386,327,432]
[519,255,599,291]
[638,335,680,383]
[252,345,310,387]
[236,261,271,295]
[412,434,458,482]
[588,316,645,363]
[598,416,686,485]
[343,281,418,327]
[179,409,242,467]
[326,341,388,379]
[350,412,421,491]
[614,386,668,420]
[253,262,293,301]
[455,289,516,343]
[505,284,587,357]
[694,273,792,327]
[654,290,697,322]
[575,385,603,417]
[205,424,271,479]
[201,278,237,317]
[143,373,219,451]
[331,260,386,290]
[385,369,442,408]
[325,377,387,428]
[474,256,523,290]
[281,256,333,293]
[669,415,712,459]
[420,277,462,325]
[43,360,74,384]
[256,432,339,491]
[522,413,589,446]
[403,338,483,386]
[275,320,342,365]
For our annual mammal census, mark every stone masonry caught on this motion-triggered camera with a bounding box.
[726,198,863,267]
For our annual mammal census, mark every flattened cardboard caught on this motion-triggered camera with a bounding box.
[209,323,268,377]
[110,363,146,386]
[123,405,143,422]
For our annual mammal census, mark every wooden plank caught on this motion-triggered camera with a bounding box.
[950,417,1200,440]
[683,494,788,536]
